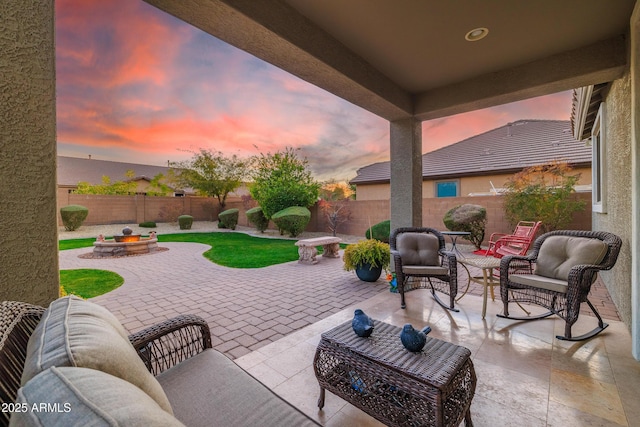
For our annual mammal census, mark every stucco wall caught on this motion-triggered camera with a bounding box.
[0,1,59,305]
[593,73,633,328]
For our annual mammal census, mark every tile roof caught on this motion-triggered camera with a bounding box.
[350,120,591,184]
[57,156,172,186]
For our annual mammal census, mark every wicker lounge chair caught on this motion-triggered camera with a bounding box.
[0,297,319,426]
[498,230,622,341]
[390,227,458,311]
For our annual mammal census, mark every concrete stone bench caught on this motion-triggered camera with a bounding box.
[295,236,341,264]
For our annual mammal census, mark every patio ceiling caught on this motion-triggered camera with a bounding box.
[144,0,635,121]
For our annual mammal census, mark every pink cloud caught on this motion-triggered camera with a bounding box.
[55,0,575,181]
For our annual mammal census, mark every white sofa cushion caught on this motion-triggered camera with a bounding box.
[11,366,184,427]
[21,296,172,414]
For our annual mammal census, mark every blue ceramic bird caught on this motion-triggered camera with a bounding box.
[351,309,374,337]
[400,324,432,352]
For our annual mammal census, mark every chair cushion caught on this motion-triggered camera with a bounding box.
[21,296,173,414]
[535,236,608,281]
[402,265,449,276]
[509,274,568,294]
[397,233,440,266]
[11,366,184,427]
[157,349,319,427]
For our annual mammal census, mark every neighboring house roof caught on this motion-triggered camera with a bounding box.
[351,120,591,184]
[57,156,172,187]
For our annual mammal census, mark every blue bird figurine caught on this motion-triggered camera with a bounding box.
[400,324,431,352]
[352,309,374,337]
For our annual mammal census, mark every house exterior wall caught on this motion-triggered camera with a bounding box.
[0,0,59,306]
[356,167,592,200]
[593,60,634,329]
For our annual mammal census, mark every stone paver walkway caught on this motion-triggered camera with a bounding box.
[59,243,387,359]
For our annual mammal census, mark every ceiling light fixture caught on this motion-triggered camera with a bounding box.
[465,27,489,42]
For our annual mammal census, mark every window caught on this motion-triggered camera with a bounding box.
[436,180,459,198]
[592,103,606,213]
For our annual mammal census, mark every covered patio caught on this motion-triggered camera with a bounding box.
[2,1,640,425]
[56,230,638,425]
[3,0,639,361]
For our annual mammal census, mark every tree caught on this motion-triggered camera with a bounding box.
[249,147,320,219]
[502,161,586,233]
[171,149,249,208]
[75,170,137,195]
[319,180,353,236]
[74,170,172,196]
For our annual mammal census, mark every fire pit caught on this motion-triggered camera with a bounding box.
[113,226,141,243]
[93,227,158,258]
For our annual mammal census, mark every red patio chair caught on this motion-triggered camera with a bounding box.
[486,221,541,258]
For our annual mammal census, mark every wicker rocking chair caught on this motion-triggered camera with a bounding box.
[498,230,622,341]
[390,227,458,311]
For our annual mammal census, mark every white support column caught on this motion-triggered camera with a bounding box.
[630,2,640,360]
[390,118,422,231]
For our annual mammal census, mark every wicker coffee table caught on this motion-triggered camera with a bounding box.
[313,320,476,427]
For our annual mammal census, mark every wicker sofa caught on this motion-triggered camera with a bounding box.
[0,297,319,427]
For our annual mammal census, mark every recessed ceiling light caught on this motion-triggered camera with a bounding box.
[465,27,489,42]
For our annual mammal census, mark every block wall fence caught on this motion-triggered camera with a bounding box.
[57,190,592,245]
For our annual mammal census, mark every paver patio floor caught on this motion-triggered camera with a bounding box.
[59,242,388,359]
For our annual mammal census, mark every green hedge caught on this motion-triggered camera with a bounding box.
[218,208,239,230]
[138,221,157,228]
[60,205,89,231]
[365,220,390,243]
[178,215,193,230]
[271,206,310,237]
[246,206,269,232]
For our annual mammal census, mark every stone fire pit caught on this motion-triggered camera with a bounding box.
[92,227,159,258]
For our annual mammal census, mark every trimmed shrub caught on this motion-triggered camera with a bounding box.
[443,204,486,250]
[60,205,89,231]
[178,215,193,230]
[271,206,310,237]
[218,208,239,230]
[246,206,269,232]
[138,221,157,228]
[365,220,391,243]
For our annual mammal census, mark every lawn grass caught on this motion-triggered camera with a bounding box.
[59,238,96,251]
[160,233,300,268]
[60,269,124,298]
[58,232,346,268]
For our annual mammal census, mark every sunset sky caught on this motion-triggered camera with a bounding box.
[55,0,573,181]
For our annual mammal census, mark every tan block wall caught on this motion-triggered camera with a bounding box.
[57,194,228,226]
[59,193,592,247]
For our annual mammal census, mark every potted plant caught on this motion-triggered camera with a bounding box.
[343,239,390,282]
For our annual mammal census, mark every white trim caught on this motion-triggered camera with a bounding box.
[592,103,607,213]
[574,85,594,140]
